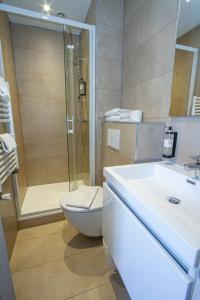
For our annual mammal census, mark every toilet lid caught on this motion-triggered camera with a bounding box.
[60,186,102,212]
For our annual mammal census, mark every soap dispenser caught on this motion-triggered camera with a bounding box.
[163,126,177,158]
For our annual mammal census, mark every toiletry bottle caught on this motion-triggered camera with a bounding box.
[163,126,177,158]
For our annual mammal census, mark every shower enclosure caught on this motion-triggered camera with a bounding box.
[64,26,91,191]
[0,3,95,219]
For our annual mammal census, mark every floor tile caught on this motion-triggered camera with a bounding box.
[69,273,131,300]
[12,247,113,300]
[11,227,102,272]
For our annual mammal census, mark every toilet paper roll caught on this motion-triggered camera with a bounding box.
[130,110,143,122]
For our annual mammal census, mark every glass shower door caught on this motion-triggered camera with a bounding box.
[63,25,90,191]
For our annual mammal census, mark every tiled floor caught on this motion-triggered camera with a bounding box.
[10,220,131,300]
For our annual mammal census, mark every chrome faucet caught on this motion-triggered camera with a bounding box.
[184,155,200,180]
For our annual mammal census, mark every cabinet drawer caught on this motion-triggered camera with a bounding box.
[103,183,193,300]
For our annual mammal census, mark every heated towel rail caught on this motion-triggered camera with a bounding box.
[192,96,200,116]
[0,78,18,196]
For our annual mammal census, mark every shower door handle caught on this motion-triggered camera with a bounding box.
[66,116,74,134]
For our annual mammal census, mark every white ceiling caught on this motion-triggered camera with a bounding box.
[3,0,92,22]
[3,0,92,33]
[178,0,200,37]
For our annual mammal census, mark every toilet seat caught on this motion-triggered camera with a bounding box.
[60,187,102,213]
[60,186,103,237]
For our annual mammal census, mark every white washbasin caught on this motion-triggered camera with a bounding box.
[104,161,200,269]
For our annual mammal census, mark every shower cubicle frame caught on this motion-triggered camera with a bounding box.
[0,3,96,219]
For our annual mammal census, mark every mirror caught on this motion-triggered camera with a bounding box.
[170,0,200,117]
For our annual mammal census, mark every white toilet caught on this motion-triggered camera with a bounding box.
[60,186,102,237]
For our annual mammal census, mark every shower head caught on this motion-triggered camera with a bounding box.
[65,26,74,50]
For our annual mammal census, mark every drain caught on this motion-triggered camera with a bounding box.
[167,197,181,205]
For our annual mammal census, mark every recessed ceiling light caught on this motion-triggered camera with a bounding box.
[42,3,51,13]
[186,0,190,2]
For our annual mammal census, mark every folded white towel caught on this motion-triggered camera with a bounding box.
[105,109,143,123]
[105,116,136,123]
[0,133,17,153]
[105,115,142,123]
[105,116,121,122]
[130,110,143,122]
[120,117,140,123]
[65,186,100,209]
[104,108,132,117]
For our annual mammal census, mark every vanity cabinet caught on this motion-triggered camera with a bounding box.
[103,183,193,300]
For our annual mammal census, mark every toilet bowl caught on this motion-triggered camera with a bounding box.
[60,186,102,237]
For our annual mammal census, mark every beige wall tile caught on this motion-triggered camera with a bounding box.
[12,27,68,186]
[96,58,122,90]
[26,156,68,186]
[16,72,65,99]
[97,24,123,60]
[102,122,135,169]
[14,48,64,76]
[95,0,123,184]
[24,138,68,159]
[121,0,200,168]
[119,124,137,161]
[20,96,66,119]
[122,21,176,91]
[11,23,64,54]
[22,117,66,145]
[96,89,121,118]
[85,0,96,25]
[96,143,103,185]
[171,117,200,165]
[121,72,172,118]
[121,0,178,122]
[96,119,103,146]
[96,0,124,28]
[124,0,178,56]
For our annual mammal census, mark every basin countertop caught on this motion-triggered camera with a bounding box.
[104,161,200,269]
